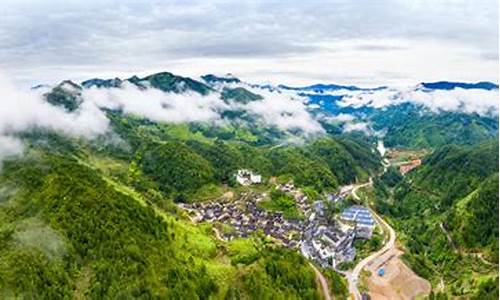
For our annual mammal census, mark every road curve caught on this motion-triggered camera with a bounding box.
[309,263,333,300]
[350,178,373,201]
[347,179,397,300]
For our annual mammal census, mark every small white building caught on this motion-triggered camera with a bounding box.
[236,169,262,185]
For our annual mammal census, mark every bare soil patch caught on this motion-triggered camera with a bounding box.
[365,249,431,300]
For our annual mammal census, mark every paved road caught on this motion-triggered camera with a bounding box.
[346,178,397,300]
[350,178,373,201]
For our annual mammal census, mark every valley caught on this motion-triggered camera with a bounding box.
[1,0,498,298]
[346,175,430,300]
[0,70,497,299]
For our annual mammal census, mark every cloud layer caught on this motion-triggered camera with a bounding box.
[0,74,326,160]
[0,68,497,163]
[0,75,109,159]
[0,0,497,86]
[84,83,225,124]
[338,86,499,116]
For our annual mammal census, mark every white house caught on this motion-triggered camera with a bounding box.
[236,169,262,185]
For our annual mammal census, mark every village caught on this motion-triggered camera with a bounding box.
[180,169,378,269]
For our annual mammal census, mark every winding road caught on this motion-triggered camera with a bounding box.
[346,178,397,300]
[310,263,333,300]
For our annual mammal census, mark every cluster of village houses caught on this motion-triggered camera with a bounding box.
[300,195,376,268]
[181,190,303,248]
[180,170,377,269]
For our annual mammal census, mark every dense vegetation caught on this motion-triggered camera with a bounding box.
[107,111,381,200]
[7,70,498,299]
[0,155,216,298]
[0,148,324,299]
[370,104,498,148]
[447,173,499,259]
[0,96,382,298]
[322,268,349,299]
[139,140,215,195]
[374,140,499,298]
[260,189,303,220]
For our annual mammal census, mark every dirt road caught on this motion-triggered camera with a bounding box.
[310,263,333,300]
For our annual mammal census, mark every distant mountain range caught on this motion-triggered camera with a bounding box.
[35,71,499,149]
[279,80,498,92]
[420,81,499,90]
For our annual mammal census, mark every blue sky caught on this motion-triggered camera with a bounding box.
[0,0,498,86]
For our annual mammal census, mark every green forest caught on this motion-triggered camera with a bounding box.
[1,73,498,299]
[0,107,380,298]
[374,140,499,298]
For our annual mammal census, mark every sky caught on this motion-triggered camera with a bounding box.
[0,0,498,87]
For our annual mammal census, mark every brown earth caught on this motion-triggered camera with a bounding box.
[365,249,431,300]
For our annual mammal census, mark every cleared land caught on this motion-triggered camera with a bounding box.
[385,148,429,165]
[364,248,431,299]
[349,179,430,300]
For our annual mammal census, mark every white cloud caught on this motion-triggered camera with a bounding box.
[234,85,324,135]
[83,82,226,124]
[339,86,499,115]
[0,78,109,138]
[0,73,109,160]
[83,81,324,135]
[325,113,356,123]
[0,135,23,161]
[409,88,499,115]
[342,122,372,135]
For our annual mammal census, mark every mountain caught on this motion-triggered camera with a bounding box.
[42,73,499,149]
[40,72,499,149]
[293,81,499,148]
[370,104,498,148]
[374,140,499,298]
[221,87,263,104]
[81,77,123,88]
[420,81,499,91]
[80,72,214,95]
[279,83,367,92]
[142,72,213,95]
[44,80,83,112]
[202,74,241,85]
[447,173,498,256]
[2,70,498,298]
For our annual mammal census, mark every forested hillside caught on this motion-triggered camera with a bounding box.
[369,104,498,148]
[0,98,378,298]
[374,140,499,298]
[106,111,381,199]
[0,69,497,299]
[0,142,324,299]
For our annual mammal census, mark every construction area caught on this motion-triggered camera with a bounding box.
[364,248,431,300]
